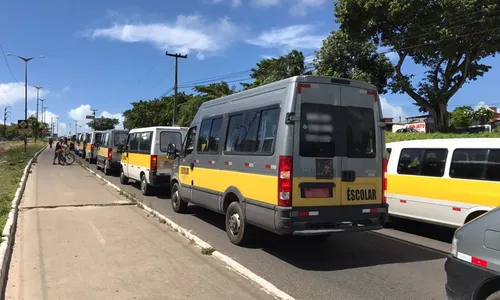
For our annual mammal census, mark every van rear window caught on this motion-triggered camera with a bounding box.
[300,103,336,157]
[160,131,182,152]
[299,104,377,158]
[113,132,128,147]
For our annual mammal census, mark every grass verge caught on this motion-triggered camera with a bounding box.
[0,142,45,231]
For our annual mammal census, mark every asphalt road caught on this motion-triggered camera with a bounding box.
[78,156,453,300]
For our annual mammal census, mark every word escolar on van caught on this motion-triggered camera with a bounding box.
[96,129,129,175]
[385,138,500,228]
[166,75,389,246]
[117,126,188,196]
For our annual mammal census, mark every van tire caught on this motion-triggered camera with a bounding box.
[225,201,250,246]
[120,169,129,185]
[486,291,500,300]
[140,174,152,196]
[171,183,187,213]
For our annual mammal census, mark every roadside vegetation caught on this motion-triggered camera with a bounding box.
[386,131,500,143]
[0,142,44,230]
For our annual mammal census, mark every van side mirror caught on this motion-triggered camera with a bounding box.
[166,143,179,159]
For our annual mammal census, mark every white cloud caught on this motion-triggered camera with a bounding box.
[232,0,242,7]
[474,101,492,111]
[68,104,124,132]
[252,0,280,7]
[290,0,325,16]
[0,82,49,106]
[246,25,324,51]
[209,0,242,7]
[304,54,315,64]
[88,14,243,59]
[380,96,406,120]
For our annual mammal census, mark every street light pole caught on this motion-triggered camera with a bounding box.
[3,106,10,138]
[7,53,45,152]
[56,116,59,136]
[39,99,45,123]
[33,86,43,121]
[43,106,48,125]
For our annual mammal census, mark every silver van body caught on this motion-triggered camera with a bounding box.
[445,207,500,300]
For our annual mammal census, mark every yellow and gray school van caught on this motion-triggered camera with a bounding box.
[166,75,388,245]
[386,138,500,228]
[118,126,188,195]
[84,131,103,164]
[96,129,129,175]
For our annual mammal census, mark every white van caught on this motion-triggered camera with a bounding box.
[118,126,188,195]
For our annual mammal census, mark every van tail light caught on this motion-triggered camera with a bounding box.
[278,156,293,207]
[382,157,388,203]
[151,155,157,172]
[107,148,112,160]
[90,144,94,152]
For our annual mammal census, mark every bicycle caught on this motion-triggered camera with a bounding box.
[57,148,76,165]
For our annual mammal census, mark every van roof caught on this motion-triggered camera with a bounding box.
[386,138,500,148]
[197,75,376,112]
[128,126,189,133]
[100,129,129,133]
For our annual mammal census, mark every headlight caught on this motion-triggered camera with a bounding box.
[451,236,458,257]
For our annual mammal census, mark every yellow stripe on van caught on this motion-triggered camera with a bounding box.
[387,174,500,207]
[128,153,151,168]
[180,168,278,205]
[98,147,109,158]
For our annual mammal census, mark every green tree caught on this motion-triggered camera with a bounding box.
[87,117,119,131]
[450,106,474,128]
[242,50,310,89]
[27,115,49,141]
[335,0,500,129]
[314,29,394,94]
[193,82,236,101]
[474,106,494,125]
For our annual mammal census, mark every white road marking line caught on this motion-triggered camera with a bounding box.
[88,221,106,245]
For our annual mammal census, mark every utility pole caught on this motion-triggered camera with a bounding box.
[3,106,10,138]
[165,52,187,126]
[7,53,45,152]
[56,116,59,136]
[33,86,43,121]
[40,99,45,123]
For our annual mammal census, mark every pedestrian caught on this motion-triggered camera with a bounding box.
[48,137,53,149]
[53,138,66,165]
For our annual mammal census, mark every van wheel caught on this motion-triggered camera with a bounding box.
[171,183,187,213]
[103,161,110,175]
[120,169,129,184]
[486,291,500,300]
[225,201,250,246]
[140,174,152,196]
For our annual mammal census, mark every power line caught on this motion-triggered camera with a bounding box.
[0,43,21,85]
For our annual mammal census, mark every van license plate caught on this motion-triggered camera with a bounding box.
[304,188,330,198]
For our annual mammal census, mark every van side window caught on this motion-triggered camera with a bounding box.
[257,107,279,153]
[226,111,261,153]
[450,149,488,180]
[486,150,500,181]
[421,149,448,177]
[184,127,197,156]
[397,149,422,175]
[128,133,139,152]
[197,119,212,153]
[208,118,222,152]
[138,132,153,153]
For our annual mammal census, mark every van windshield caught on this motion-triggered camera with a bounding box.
[299,103,376,158]
[113,132,128,147]
[160,131,182,152]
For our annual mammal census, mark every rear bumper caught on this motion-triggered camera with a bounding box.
[149,172,170,187]
[274,203,388,235]
[445,255,499,300]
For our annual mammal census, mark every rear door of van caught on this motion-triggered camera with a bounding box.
[157,129,185,176]
[292,81,383,210]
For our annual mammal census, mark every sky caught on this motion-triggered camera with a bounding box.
[1,0,499,136]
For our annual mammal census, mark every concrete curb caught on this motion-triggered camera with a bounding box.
[0,144,47,293]
[77,160,295,300]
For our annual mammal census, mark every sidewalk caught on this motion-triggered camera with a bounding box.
[5,149,273,300]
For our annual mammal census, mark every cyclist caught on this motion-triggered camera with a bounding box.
[53,138,67,165]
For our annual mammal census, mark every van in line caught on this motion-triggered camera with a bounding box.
[117,126,188,196]
[85,131,103,164]
[166,75,389,245]
[96,129,129,175]
[385,138,500,228]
